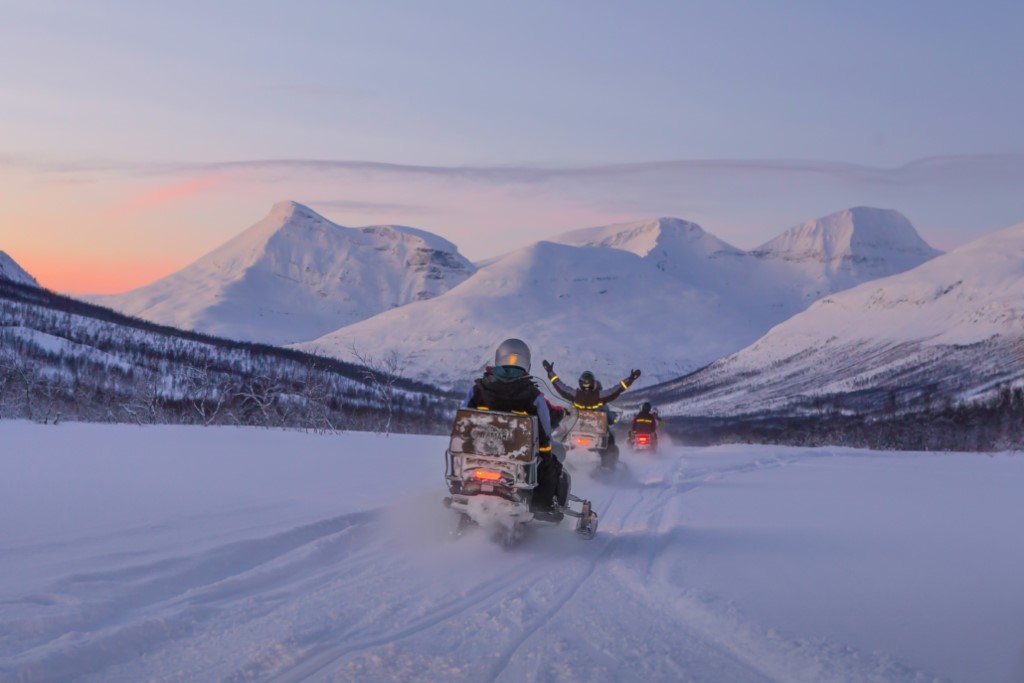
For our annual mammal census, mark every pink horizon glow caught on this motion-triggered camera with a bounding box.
[104,174,230,218]
[19,253,185,295]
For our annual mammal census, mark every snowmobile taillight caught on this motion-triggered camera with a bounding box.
[637,434,650,444]
[473,469,502,482]
[576,437,592,446]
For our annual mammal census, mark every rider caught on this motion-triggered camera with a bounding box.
[463,339,564,518]
[630,401,660,441]
[541,361,641,463]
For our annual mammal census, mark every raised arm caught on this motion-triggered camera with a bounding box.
[542,360,577,402]
[598,369,641,404]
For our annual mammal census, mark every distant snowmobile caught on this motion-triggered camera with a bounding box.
[444,407,598,547]
[627,402,660,453]
[542,363,640,471]
[627,427,658,453]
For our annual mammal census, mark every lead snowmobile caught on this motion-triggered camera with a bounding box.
[444,407,598,548]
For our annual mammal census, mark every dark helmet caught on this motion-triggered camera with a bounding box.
[578,370,596,391]
[641,402,652,413]
[494,338,530,372]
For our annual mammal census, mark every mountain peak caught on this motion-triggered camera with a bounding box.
[752,207,941,290]
[755,207,939,259]
[90,202,476,345]
[269,199,311,219]
[553,216,740,259]
[0,251,39,287]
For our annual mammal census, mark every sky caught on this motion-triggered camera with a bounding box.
[1,0,1023,294]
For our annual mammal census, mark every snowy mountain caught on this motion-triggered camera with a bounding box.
[0,251,38,287]
[299,210,939,390]
[91,202,476,345]
[751,206,943,301]
[295,238,766,391]
[642,220,1024,425]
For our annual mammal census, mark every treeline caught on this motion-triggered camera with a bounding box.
[0,280,459,433]
[665,385,1024,452]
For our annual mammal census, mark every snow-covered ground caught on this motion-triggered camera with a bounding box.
[2,422,1022,683]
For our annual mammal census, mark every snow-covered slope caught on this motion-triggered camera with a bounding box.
[300,210,939,390]
[0,251,38,287]
[91,202,476,345]
[646,221,1024,417]
[296,239,763,390]
[0,279,454,429]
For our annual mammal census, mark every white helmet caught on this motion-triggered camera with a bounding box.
[494,338,531,372]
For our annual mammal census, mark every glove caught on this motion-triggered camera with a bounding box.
[542,359,554,375]
[624,368,641,387]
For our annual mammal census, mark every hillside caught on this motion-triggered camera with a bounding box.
[639,222,1024,449]
[0,279,456,432]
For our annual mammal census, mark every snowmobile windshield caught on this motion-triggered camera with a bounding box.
[493,365,528,382]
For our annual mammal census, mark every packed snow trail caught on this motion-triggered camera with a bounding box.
[3,423,1022,682]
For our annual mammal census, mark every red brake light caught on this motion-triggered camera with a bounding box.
[473,469,502,481]
[638,434,649,444]
[576,437,592,446]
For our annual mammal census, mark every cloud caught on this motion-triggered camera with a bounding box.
[105,173,230,217]
[177,153,1024,188]
[8,151,1024,190]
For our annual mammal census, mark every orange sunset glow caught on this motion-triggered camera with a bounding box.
[18,253,184,295]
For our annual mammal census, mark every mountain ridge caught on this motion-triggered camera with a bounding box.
[640,220,1024,420]
[296,206,941,389]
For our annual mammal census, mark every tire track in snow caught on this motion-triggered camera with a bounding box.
[482,456,687,682]
[262,559,540,683]
[581,447,939,683]
[4,512,379,683]
[258,474,629,683]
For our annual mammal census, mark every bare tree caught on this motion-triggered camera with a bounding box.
[8,356,42,421]
[301,368,344,434]
[0,353,13,419]
[184,360,229,426]
[37,374,68,424]
[347,344,418,435]
[235,373,283,427]
[122,372,163,425]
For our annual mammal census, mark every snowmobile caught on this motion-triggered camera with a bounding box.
[561,408,620,470]
[444,408,598,547]
[627,420,659,453]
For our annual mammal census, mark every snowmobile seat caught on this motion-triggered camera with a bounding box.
[448,408,538,462]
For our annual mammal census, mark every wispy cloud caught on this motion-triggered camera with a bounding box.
[8,152,1024,188]
[105,173,230,217]
[179,153,1024,188]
